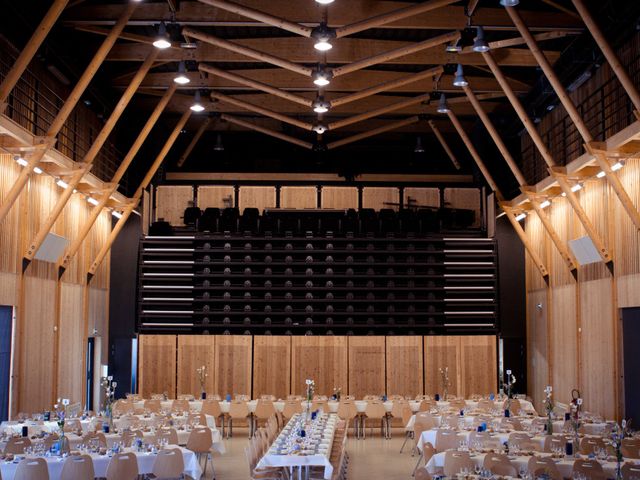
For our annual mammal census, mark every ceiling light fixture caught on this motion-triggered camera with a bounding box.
[173,61,190,85]
[87,197,100,206]
[313,124,328,135]
[153,23,172,50]
[453,64,468,87]
[213,133,224,152]
[56,179,69,189]
[446,39,462,53]
[190,91,205,112]
[315,0,335,3]
[515,212,526,222]
[112,211,123,219]
[472,26,490,53]
[611,161,624,171]
[14,155,28,167]
[437,93,450,113]
[313,66,333,86]
[571,183,583,193]
[414,137,425,153]
[540,200,551,209]
[33,166,43,175]
[313,96,330,114]
[596,170,606,178]
[312,23,336,52]
[500,0,520,6]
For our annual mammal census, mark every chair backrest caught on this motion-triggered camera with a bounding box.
[483,453,517,477]
[188,413,207,426]
[178,394,195,401]
[14,457,50,480]
[156,427,179,445]
[63,418,82,433]
[580,436,606,455]
[622,462,640,479]
[282,400,303,419]
[152,448,185,479]
[228,401,249,418]
[572,459,605,479]
[419,399,436,412]
[254,400,276,420]
[336,401,357,421]
[435,429,461,452]
[389,400,408,418]
[61,454,95,480]
[113,399,134,415]
[364,400,387,419]
[106,452,139,480]
[4,436,32,454]
[186,426,213,454]
[528,454,562,480]
[171,399,189,413]
[201,400,222,418]
[443,450,474,476]
[508,431,531,447]
[414,466,433,480]
[468,430,492,449]
[144,399,161,413]
[83,431,108,448]
[119,430,143,448]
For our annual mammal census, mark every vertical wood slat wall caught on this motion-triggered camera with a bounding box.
[139,334,498,400]
[524,158,640,419]
[0,154,112,415]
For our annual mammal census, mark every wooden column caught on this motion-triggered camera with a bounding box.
[88,110,193,278]
[0,4,136,224]
[462,84,577,270]
[481,50,612,263]
[571,0,640,112]
[0,0,69,112]
[176,116,212,168]
[58,83,177,273]
[427,120,461,170]
[24,50,158,264]
[447,107,550,278]
[508,6,640,232]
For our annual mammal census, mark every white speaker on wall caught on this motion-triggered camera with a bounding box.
[568,235,603,265]
[34,232,69,263]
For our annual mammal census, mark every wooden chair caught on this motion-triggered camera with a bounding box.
[155,427,179,445]
[282,400,303,422]
[435,429,460,453]
[171,399,189,413]
[227,401,250,438]
[362,400,389,439]
[580,436,606,455]
[188,412,207,427]
[527,455,563,480]
[621,462,640,479]
[622,437,640,458]
[201,399,224,429]
[4,436,31,454]
[60,454,95,480]
[144,399,161,413]
[414,466,432,480]
[244,445,284,479]
[483,453,517,477]
[572,458,606,479]
[186,426,214,477]
[63,418,82,434]
[106,452,139,480]
[119,429,143,447]
[253,400,277,431]
[413,441,436,476]
[398,405,414,453]
[443,450,474,477]
[14,458,50,480]
[152,448,185,480]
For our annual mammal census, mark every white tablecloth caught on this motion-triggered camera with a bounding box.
[0,446,202,480]
[425,451,622,479]
[418,429,547,453]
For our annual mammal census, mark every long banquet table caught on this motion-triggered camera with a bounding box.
[0,446,202,480]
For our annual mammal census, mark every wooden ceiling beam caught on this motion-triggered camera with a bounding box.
[177,117,213,168]
[64,1,584,31]
[500,204,550,278]
[460,30,577,54]
[329,94,431,130]
[220,113,313,149]
[428,119,460,170]
[104,40,560,66]
[327,116,420,149]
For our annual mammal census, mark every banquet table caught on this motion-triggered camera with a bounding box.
[257,413,338,480]
[425,450,625,479]
[417,428,548,453]
[0,446,202,480]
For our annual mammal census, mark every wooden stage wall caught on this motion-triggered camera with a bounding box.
[138,334,498,399]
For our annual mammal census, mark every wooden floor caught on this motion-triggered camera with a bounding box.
[211,427,416,479]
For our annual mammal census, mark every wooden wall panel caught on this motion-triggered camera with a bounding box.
[615,158,640,277]
[348,337,385,398]
[139,335,177,399]
[362,187,399,211]
[527,289,549,414]
[525,211,548,291]
[18,277,56,413]
[580,279,616,419]
[321,187,357,210]
[404,187,440,209]
[155,186,194,225]
[280,186,317,209]
[239,186,275,212]
[213,335,252,397]
[460,336,497,397]
[253,336,291,399]
[0,154,20,274]
[548,198,576,287]
[386,336,423,397]
[177,335,216,398]
[88,287,109,364]
[550,284,578,406]
[618,274,640,308]
[424,336,460,397]
[291,337,348,396]
[86,211,111,289]
[579,180,611,282]
[443,188,481,227]
[197,185,235,209]
[0,272,16,306]
[57,283,84,403]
